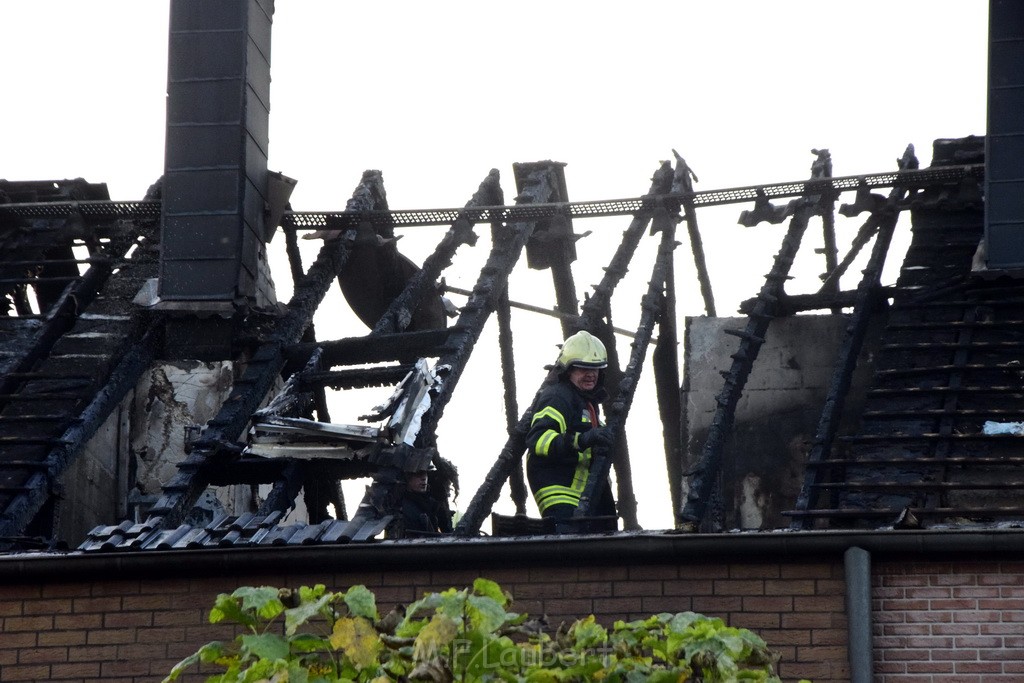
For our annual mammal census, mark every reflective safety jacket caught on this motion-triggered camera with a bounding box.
[526,380,608,514]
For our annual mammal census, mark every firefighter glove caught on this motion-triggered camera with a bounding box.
[578,426,614,450]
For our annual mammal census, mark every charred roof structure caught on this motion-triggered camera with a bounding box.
[0,0,1020,559]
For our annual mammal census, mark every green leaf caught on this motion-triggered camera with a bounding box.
[210,592,256,629]
[232,586,286,621]
[289,633,332,653]
[467,593,509,634]
[162,651,200,682]
[299,584,328,602]
[453,629,520,680]
[570,615,607,649]
[667,611,703,634]
[435,587,470,622]
[472,577,509,607]
[286,592,334,635]
[240,632,289,661]
[286,660,311,683]
[197,641,225,664]
[343,584,379,621]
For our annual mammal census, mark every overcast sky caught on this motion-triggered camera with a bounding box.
[2,1,989,529]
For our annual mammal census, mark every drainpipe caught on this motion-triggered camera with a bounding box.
[844,546,873,683]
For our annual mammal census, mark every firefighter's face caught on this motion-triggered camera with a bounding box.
[406,470,429,493]
[568,366,599,392]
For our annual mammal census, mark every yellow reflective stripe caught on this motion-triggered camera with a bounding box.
[531,406,566,434]
[535,430,558,456]
[571,451,591,492]
[535,485,581,512]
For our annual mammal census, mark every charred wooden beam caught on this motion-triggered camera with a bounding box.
[283,218,334,423]
[287,329,454,368]
[789,147,916,531]
[298,365,414,391]
[452,163,673,536]
[372,171,498,335]
[573,163,679,530]
[496,276,528,515]
[679,164,825,531]
[415,165,558,440]
[673,150,716,316]
[654,236,684,518]
[812,150,841,313]
[738,287,892,316]
[579,163,674,328]
[576,208,678,523]
[592,306,639,530]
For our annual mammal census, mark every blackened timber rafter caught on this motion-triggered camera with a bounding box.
[788,146,919,530]
[141,173,390,530]
[372,170,499,335]
[672,149,716,317]
[738,288,895,316]
[575,205,679,522]
[573,162,678,531]
[496,284,528,515]
[453,162,674,536]
[678,158,827,531]
[416,166,555,440]
[577,162,674,327]
[590,308,639,530]
[814,151,842,313]
[320,171,512,540]
[298,365,414,391]
[287,329,454,367]
[654,158,694,518]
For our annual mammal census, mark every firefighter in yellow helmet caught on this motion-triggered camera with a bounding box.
[526,330,617,532]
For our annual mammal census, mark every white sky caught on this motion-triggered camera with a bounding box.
[2,1,989,530]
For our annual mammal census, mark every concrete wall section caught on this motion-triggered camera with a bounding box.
[682,314,878,530]
[56,404,129,547]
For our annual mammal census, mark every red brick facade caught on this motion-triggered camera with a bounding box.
[873,561,1024,682]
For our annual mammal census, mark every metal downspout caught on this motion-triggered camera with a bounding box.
[845,546,873,683]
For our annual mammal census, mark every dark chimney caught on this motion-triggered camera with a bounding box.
[158,0,275,355]
[984,0,1024,270]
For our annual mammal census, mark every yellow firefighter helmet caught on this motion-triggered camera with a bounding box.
[556,330,608,370]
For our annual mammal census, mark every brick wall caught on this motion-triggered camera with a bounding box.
[874,561,1024,683]
[0,557,848,682]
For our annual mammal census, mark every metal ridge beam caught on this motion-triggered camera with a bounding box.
[0,163,984,225]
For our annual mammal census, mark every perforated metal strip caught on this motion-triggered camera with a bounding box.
[0,164,982,228]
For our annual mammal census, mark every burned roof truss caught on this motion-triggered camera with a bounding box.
[2,142,1012,552]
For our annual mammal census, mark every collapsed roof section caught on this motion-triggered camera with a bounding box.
[2,136,1011,554]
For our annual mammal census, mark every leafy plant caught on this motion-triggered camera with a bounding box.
[165,578,806,682]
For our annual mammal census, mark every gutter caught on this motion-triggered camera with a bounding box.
[1,528,1023,583]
